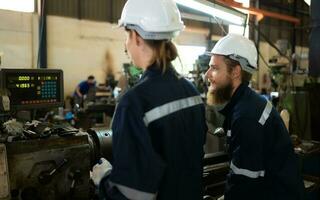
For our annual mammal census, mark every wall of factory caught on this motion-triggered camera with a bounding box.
[0,10,38,69]
[0,10,130,97]
[46,16,129,97]
[47,16,213,97]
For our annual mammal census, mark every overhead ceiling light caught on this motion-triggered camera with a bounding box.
[175,0,246,25]
[0,0,34,13]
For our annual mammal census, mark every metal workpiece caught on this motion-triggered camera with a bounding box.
[87,128,113,165]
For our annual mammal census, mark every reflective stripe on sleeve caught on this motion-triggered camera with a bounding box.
[143,95,203,126]
[258,101,272,125]
[230,161,265,179]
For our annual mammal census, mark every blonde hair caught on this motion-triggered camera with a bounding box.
[144,40,178,73]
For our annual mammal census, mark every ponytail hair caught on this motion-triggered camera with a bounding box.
[145,40,178,73]
[125,28,179,73]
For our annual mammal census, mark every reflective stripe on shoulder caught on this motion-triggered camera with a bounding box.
[258,101,272,126]
[143,95,203,126]
[230,161,265,179]
[109,181,157,200]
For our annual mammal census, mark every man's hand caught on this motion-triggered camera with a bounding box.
[90,158,112,186]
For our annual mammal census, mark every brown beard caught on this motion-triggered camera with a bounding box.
[213,80,233,104]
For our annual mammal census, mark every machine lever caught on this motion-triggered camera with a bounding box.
[38,158,68,184]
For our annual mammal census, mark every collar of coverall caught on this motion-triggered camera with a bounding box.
[219,82,249,116]
[140,62,176,81]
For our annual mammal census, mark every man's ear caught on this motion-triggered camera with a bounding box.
[232,64,242,79]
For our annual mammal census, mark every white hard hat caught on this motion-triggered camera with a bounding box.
[208,34,258,74]
[118,0,185,40]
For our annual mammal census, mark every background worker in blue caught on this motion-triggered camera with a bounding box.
[91,0,207,199]
[205,34,305,200]
[73,75,96,106]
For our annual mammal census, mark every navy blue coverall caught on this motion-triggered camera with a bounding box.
[99,63,207,200]
[220,83,305,200]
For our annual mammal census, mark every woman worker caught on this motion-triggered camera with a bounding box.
[91,0,207,199]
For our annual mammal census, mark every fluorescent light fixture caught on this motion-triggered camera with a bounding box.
[0,0,34,13]
[175,0,246,25]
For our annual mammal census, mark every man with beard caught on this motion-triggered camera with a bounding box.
[205,34,304,200]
